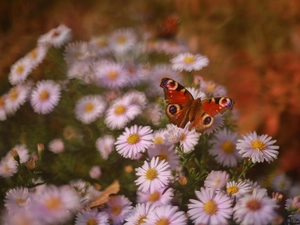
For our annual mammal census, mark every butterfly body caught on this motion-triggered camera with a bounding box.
[160,78,234,133]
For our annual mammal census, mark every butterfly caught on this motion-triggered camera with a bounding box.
[160,78,235,133]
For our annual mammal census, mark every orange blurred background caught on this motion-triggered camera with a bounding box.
[1,0,299,177]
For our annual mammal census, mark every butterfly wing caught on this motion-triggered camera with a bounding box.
[160,78,194,128]
[189,97,235,132]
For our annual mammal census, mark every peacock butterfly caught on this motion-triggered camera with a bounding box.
[160,78,234,133]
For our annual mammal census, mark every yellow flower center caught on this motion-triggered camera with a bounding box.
[183,55,195,64]
[29,49,38,60]
[158,153,168,162]
[45,197,62,210]
[97,39,107,47]
[145,168,158,180]
[246,199,261,211]
[179,133,186,142]
[279,180,287,190]
[206,83,215,92]
[16,198,26,205]
[39,90,50,101]
[9,89,18,100]
[107,71,118,80]
[76,51,84,58]
[127,133,140,145]
[203,200,218,215]
[156,218,170,225]
[114,105,126,115]
[111,205,122,216]
[117,36,126,44]
[86,218,97,225]
[251,140,266,151]
[297,208,300,214]
[84,102,94,112]
[148,191,160,202]
[136,215,147,225]
[16,65,24,74]
[221,141,235,154]
[227,186,239,194]
[153,137,164,145]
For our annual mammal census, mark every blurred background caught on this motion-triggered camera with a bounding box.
[0,0,299,178]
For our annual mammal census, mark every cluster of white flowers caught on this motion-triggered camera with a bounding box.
[1,24,299,225]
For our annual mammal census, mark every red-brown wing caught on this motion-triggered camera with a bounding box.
[201,97,234,117]
[160,78,194,128]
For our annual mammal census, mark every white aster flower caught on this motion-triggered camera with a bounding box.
[1,210,39,225]
[271,173,292,194]
[5,84,30,115]
[109,28,137,54]
[95,135,115,159]
[233,188,278,225]
[0,156,18,178]
[135,157,171,193]
[75,95,106,124]
[200,79,227,97]
[48,138,65,154]
[204,170,229,190]
[89,165,101,179]
[209,129,242,167]
[188,187,233,225]
[104,195,132,225]
[64,42,92,65]
[31,185,80,224]
[8,144,30,163]
[115,125,153,159]
[144,204,187,225]
[75,209,109,225]
[236,131,279,163]
[137,187,174,207]
[105,96,142,130]
[226,180,252,199]
[203,114,224,134]
[30,80,61,114]
[122,90,148,109]
[285,197,300,224]
[123,63,147,86]
[124,202,156,225]
[165,123,200,153]
[4,187,32,215]
[147,143,180,170]
[88,36,111,56]
[38,24,72,48]
[94,61,129,89]
[9,57,33,85]
[171,52,209,72]
[25,45,48,69]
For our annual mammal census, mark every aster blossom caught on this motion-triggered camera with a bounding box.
[144,204,187,225]
[75,95,106,124]
[75,209,109,225]
[233,188,278,225]
[204,170,229,190]
[188,187,233,225]
[38,24,72,48]
[8,57,33,85]
[171,52,209,72]
[30,80,61,114]
[236,131,279,163]
[135,157,171,193]
[115,125,153,159]
[209,129,241,167]
[124,202,156,225]
[104,195,132,225]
